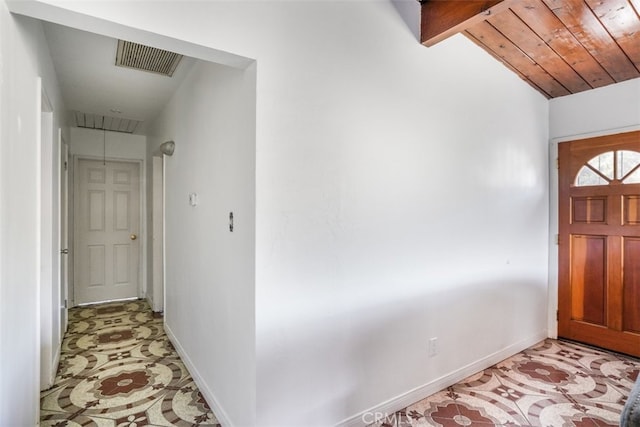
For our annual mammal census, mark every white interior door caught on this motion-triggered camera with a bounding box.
[75,159,141,304]
[59,135,69,334]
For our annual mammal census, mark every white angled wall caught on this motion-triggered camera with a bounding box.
[0,4,65,424]
[146,60,257,427]
[10,1,551,426]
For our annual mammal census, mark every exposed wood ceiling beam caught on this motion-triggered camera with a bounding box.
[420,0,509,47]
[421,0,640,98]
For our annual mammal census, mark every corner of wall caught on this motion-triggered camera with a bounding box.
[164,323,234,426]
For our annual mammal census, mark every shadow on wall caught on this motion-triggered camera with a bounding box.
[390,0,421,41]
[257,277,547,426]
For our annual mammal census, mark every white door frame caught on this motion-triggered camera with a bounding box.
[58,132,69,336]
[151,155,165,313]
[39,83,60,391]
[72,155,144,306]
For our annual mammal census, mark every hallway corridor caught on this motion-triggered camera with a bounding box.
[40,300,220,426]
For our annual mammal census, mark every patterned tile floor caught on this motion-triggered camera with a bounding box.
[372,339,640,427]
[40,300,220,427]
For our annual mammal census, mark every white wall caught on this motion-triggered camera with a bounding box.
[0,3,65,423]
[146,60,256,427]
[251,4,549,425]
[547,77,640,338]
[70,126,146,159]
[550,77,640,140]
[12,1,551,426]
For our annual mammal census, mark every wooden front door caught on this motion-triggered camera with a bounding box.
[558,130,640,357]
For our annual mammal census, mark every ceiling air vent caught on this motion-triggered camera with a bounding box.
[115,40,183,77]
[74,111,141,134]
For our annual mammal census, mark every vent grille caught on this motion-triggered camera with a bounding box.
[115,40,182,77]
[74,111,141,134]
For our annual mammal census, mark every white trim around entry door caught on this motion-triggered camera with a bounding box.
[72,155,146,307]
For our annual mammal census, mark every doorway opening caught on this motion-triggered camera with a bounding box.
[73,158,142,305]
[558,130,640,357]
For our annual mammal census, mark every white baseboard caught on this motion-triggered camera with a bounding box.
[335,330,548,427]
[41,342,62,391]
[164,322,233,427]
[50,342,61,387]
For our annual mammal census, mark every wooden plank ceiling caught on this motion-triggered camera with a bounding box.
[421,0,640,98]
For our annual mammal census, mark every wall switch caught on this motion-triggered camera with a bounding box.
[188,192,198,207]
[428,337,438,357]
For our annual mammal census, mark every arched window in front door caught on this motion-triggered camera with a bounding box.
[575,150,640,186]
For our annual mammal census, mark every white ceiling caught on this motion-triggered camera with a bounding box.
[43,22,196,134]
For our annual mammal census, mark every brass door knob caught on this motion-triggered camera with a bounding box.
[130,234,137,241]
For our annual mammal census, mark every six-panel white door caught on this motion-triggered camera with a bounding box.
[75,159,140,304]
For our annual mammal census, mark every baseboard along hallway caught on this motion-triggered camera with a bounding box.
[40,300,220,426]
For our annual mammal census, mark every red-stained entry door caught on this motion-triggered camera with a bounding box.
[558,130,640,357]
